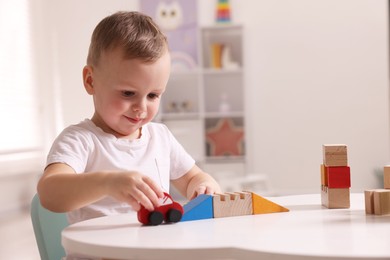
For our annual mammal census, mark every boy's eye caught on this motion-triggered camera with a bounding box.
[148,93,159,99]
[122,91,135,97]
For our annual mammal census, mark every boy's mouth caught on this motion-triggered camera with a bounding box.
[124,113,146,124]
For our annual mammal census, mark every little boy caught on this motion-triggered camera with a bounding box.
[37,11,220,227]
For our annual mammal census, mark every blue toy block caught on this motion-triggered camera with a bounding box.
[181,194,213,222]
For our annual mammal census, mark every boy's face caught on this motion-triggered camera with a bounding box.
[84,47,170,139]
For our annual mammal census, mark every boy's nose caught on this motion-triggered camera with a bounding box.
[133,98,147,113]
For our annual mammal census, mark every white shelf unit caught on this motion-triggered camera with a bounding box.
[160,24,246,175]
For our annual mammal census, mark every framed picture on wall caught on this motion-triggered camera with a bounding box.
[205,117,245,158]
[140,0,198,72]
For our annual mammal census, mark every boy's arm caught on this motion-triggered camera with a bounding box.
[171,165,221,200]
[37,163,163,213]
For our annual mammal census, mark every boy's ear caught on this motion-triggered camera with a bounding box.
[83,66,94,95]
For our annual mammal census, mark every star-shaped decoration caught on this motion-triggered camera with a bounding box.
[206,118,244,157]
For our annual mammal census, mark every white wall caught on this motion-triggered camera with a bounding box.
[241,0,389,194]
[48,0,389,195]
[47,0,139,128]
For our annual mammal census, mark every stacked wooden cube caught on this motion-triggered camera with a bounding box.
[321,144,351,208]
[364,166,390,215]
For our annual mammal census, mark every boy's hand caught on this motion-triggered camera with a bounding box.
[106,171,164,211]
[189,182,219,200]
[171,165,221,201]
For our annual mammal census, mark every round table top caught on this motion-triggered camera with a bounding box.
[62,193,390,260]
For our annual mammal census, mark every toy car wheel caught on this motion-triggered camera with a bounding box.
[167,209,182,223]
[149,211,164,225]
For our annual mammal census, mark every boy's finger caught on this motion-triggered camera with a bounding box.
[196,186,207,195]
[189,192,197,200]
[205,186,214,195]
[142,176,164,198]
[136,180,163,209]
[189,186,205,200]
[131,188,155,211]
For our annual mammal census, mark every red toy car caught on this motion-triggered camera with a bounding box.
[137,192,184,225]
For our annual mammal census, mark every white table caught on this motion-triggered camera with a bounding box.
[62,193,390,260]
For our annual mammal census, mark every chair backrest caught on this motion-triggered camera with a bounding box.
[30,194,68,260]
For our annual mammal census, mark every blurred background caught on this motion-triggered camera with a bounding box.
[0,0,389,258]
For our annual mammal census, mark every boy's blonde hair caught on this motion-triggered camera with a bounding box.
[87,11,167,66]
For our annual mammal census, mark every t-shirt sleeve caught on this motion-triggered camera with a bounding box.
[46,126,91,173]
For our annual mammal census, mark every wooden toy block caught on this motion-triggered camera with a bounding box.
[321,186,350,209]
[326,166,351,188]
[251,192,289,214]
[322,144,348,167]
[228,192,253,216]
[364,190,375,214]
[213,192,253,218]
[179,191,289,223]
[320,164,327,186]
[181,194,213,222]
[384,166,390,189]
[373,189,390,215]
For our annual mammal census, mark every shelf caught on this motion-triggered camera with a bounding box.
[202,68,243,75]
[161,112,244,120]
[161,112,200,121]
[205,156,246,163]
[161,24,245,175]
[201,24,243,69]
[204,112,244,118]
[201,24,243,32]
[170,69,200,77]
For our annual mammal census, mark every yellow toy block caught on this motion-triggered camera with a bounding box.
[251,192,289,214]
[320,164,327,186]
[384,166,390,189]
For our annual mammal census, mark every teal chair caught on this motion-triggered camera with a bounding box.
[31,194,68,260]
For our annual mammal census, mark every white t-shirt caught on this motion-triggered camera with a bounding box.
[46,119,195,224]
